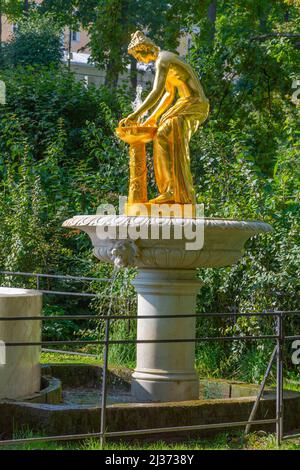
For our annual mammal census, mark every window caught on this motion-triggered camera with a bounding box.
[72,31,81,42]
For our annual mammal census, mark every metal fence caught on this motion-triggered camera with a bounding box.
[0,270,299,448]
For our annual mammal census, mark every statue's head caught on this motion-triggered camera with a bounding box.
[128,31,160,63]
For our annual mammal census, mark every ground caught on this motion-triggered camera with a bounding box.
[1,351,298,451]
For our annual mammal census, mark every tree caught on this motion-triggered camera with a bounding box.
[39,0,98,70]
[40,0,98,28]
[0,1,24,65]
[4,12,64,67]
[183,0,300,174]
[88,0,188,90]
[0,0,39,46]
[1,0,29,20]
[40,0,185,90]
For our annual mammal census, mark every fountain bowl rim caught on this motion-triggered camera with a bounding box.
[62,214,273,233]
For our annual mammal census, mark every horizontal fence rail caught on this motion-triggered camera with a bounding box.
[0,271,113,283]
[2,312,300,321]
[0,419,280,448]
[2,336,282,346]
[0,270,299,448]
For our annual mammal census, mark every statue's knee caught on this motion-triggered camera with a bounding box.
[156,127,165,140]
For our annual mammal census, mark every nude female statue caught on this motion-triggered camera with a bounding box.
[120,31,209,205]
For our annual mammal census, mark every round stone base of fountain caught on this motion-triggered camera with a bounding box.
[0,363,299,442]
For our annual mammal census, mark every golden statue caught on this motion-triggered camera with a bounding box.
[116,31,209,217]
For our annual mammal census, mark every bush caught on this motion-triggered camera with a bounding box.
[3,13,64,68]
[0,64,132,277]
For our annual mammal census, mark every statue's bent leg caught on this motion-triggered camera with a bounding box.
[151,113,200,205]
[172,116,198,205]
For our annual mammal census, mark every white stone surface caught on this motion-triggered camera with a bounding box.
[63,214,273,402]
[63,215,272,269]
[0,288,42,400]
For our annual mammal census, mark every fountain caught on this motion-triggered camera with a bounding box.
[63,31,273,403]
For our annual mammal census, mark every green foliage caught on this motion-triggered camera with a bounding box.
[3,12,64,67]
[174,1,300,379]
[191,111,299,379]
[0,65,130,276]
[1,0,24,20]
[39,0,98,29]
[43,305,80,341]
[187,0,300,175]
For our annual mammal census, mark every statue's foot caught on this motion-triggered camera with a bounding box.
[149,192,175,204]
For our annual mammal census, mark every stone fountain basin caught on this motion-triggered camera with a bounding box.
[0,364,299,441]
[115,126,157,144]
[62,215,273,269]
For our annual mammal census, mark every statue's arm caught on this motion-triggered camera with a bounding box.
[136,61,168,115]
[144,82,175,124]
[121,59,169,124]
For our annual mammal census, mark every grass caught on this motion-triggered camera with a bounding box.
[1,432,300,451]
[40,351,102,366]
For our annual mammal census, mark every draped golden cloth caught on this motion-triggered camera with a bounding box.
[153,96,209,204]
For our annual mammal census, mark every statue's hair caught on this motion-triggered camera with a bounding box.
[128,30,160,57]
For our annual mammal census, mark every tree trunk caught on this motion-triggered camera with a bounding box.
[0,11,2,67]
[130,56,137,95]
[68,28,72,69]
[105,58,119,89]
[284,10,290,22]
[259,16,267,32]
[207,0,217,44]
[24,0,29,12]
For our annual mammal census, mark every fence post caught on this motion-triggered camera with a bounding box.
[245,345,277,435]
[276,312,284,447]
[100,316,110,449]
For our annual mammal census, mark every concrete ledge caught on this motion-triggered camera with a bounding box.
[0,364,299,441]
[0,390,300,441]
[3,376,62,405]
[41,364,131,390]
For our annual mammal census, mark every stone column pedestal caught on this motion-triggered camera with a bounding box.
[131,269,201,402]
[0,288,42,400]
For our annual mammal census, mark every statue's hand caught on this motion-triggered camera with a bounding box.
[119,112,139,127]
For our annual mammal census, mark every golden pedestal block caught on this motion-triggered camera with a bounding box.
[116,125,197,218]
[125,202,196,218]
[115,125,156,204]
